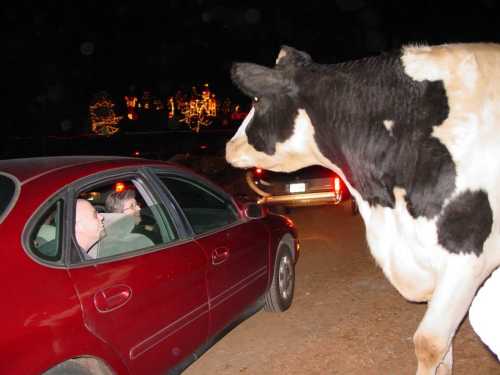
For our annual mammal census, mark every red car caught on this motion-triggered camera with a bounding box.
[0,156,299,375]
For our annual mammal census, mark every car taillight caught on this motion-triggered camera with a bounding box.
[255,168,263,176]
[331,176,343,204]
[333,176,341,194]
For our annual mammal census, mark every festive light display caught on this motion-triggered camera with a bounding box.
[231,105,247,121]
[141,91,152,110]
[167,96,175,119]
[89,92,123,135]
[124,96,139,120]
[90,84,248,135]
[153,99,164,111]
[178,83,218,132]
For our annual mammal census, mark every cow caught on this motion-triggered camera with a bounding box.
[225,43,500,375]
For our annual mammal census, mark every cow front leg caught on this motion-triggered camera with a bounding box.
[436,345,452,375]
[413,258,481,375]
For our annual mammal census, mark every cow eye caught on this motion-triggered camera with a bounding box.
[253,97,259,102]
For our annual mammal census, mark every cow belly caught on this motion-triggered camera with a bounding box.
[363,203,443,302]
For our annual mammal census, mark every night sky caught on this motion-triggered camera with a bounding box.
[4,0,500,138]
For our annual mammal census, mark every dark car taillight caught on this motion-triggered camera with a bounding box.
[331,176,343,203]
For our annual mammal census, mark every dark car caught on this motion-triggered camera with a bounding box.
[0,156,299,375]
[246,165,357,213]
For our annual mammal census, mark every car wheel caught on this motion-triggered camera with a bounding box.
[264,244,295,312]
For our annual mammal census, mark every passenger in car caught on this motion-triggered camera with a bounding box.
[105,189,158,242]
[75,199,106,258]
[75,198,154,259]
[105,189,142,225]
[97,213,154,257]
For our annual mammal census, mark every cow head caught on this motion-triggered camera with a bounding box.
[226,46,320,172]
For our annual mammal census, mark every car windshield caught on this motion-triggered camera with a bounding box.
[0,174,18,223]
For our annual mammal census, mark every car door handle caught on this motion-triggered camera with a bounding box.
[93,285,132,313]
[212,247,230,265]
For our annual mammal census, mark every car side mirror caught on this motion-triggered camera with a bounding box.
[244,202,266,219]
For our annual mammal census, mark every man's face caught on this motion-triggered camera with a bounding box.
[76,200,105,247]
[122,198,141,224]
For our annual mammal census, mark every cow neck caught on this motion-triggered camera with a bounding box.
[299,52,455,218]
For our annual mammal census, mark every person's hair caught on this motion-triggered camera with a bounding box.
[105,189,136,213]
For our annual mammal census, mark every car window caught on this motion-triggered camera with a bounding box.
[158,176,239,235]
[0,173,18,223]
[30,200,63,262]
[76,177,178,260]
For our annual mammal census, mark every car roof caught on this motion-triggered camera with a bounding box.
[0,156,170,184]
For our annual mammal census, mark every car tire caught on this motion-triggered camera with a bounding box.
[264,244,295,312]
[43,360,93,375]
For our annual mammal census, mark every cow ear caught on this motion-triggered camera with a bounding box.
[276,45,312,67]
[231,62,296,98]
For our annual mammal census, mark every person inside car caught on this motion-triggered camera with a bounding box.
[105,189,142,225]
[75,198,154,259]
[105,189,159,243]
[75,198,106,258]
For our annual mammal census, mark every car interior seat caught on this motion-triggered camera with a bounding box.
[36,224,56,244]
[33,224,58,257]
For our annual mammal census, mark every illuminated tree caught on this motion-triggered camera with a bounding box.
[124,95,139,120]
[89,91,123,136]
[179,83,218,132]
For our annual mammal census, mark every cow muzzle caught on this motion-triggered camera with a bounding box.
[226,137,260,168]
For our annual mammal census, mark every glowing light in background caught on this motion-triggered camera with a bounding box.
[89,92,122,136]
[179,83,218,133]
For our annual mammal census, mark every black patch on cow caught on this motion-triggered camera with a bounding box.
[246,96,299,154]
[231,62,300,155]
[301,50,455,218]
[232,48,457,218]
[437,190,492,256]
[231,63,298,98]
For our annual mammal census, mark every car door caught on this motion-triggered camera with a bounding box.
[67,173,209,375]
[195,221,269,335]
[154,173,269,337]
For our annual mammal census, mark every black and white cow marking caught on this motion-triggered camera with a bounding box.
[226,43,500,375]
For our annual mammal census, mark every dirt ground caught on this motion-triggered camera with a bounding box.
[184,203,499,375]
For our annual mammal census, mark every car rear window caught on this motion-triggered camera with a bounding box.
[259,166,335,181]
[0,174,18,223]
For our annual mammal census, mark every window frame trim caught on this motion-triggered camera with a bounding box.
[0,172,21,225]
[22,192,68,268]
